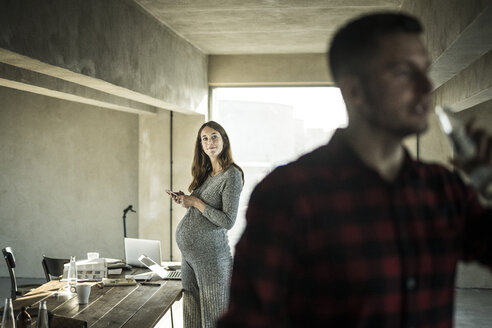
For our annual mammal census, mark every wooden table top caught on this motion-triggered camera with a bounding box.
[6,271,182,328]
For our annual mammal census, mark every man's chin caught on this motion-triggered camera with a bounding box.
[414,122,429,134]
[397,122,429,138]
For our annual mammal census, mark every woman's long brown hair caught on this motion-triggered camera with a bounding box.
[189,121,244,192]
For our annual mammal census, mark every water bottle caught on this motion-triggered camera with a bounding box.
[436,105,492,196]
[435,105,476,160]
[67,256,77,293]
[16,306,32,328]
[1,298,16,328]
[36,301,49,328]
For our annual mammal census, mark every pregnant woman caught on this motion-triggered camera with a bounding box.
[170,121,243,328]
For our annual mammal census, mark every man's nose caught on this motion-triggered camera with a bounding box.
[417,71,433,94]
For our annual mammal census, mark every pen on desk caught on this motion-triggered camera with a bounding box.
[140,282,161,287]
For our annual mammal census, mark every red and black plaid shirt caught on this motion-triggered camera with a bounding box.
[219,130,492,328]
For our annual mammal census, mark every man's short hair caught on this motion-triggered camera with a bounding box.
[328,12,423,82]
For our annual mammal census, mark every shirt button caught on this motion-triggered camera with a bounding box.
[406,277,417,291]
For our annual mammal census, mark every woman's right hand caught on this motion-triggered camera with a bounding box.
[167,190,184,203]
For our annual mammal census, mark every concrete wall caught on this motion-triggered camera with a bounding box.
[433,50,492,111]
[0,0,209,277]
[207,0,492,288]
[138,112,172,261]
[209,54,332,86]
[138,110,205,262]
[0,0,489,287]
[0,0,208,114]
[170,114,207,261]
[402,0,492,287]
[403,0,489,64]
[0,86,139,278]
[0,85,205,277]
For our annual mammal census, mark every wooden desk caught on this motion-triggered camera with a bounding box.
[7,271,182,328]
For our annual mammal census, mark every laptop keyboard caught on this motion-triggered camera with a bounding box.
[165,270,181,280]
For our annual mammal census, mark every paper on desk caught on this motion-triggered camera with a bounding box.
[108,268,123,275]
[62,258,108,281]
[125,272,154,281]
[105,258,123,264]
[102,277,137,286]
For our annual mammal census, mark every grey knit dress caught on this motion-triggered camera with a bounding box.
[176,165,243,328]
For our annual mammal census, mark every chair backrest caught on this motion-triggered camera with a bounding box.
[2,247,18,299]
[42,255,70,282]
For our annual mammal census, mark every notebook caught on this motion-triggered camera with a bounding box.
[124,238,162,267]
[138,254,181,280]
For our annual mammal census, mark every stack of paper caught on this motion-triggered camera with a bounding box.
[108,268,123,275]
[63,258,108,281]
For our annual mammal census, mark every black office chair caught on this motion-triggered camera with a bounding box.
[2,247,41,300]
[42,255,69,282]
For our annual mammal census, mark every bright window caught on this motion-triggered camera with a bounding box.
[211,86,348,248]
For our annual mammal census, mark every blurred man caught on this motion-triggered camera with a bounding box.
[219,12,492,327]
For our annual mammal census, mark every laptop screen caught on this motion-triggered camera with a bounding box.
[124,238,162,267]
[138,254,168,279]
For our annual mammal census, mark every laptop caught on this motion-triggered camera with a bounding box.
[138,254,181,280]
[124,238,162,267]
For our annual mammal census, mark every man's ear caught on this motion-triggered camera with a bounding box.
[337,76,364,108]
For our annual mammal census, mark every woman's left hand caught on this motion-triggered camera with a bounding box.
[177,195,194,208]
[177,194,206,213]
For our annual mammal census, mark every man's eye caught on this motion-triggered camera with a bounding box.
[394,68,411,77]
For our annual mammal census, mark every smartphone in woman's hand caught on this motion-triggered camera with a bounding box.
[165,189,178,197]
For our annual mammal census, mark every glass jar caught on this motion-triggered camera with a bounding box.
[67,256,77,293]
[1,298,15,328]
[36,300,49,328]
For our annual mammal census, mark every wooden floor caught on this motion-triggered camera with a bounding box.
[155,298,183,328]
[454,288,492,327]
[1,278,491,327]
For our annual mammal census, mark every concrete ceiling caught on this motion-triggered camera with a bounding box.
[135,0,404,54]
[1,1,489,115]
